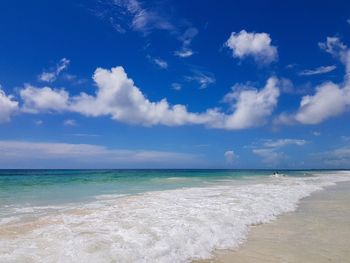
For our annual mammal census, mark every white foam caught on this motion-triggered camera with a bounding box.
[0,172,349,263]
[94,194,127,200]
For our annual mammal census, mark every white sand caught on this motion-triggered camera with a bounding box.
[195,181,350,263]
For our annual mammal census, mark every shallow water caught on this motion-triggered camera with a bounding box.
[0,170,349,262]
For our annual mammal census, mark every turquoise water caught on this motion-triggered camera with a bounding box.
[0,169,306,207]
[1,169,348,263]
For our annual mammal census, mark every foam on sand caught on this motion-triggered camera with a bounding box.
[0,172,349,263]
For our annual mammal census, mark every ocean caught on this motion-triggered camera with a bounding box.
[0,169,349,262]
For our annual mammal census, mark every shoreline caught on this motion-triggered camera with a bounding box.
[195,181,350,263]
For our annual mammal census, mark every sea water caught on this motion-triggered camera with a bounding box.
[0,169,349,262]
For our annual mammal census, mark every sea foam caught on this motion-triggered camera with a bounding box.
[0,173,349,263]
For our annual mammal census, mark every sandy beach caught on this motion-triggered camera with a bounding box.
[196,181,350,263]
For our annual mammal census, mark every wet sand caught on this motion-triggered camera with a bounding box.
[196,181,350,263]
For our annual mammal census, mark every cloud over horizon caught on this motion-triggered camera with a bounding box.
[0,140,200,168]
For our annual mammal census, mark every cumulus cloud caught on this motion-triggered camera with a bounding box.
[20,85,69,113]
[70,67,209,126]
[225,30,278,64]
[17,66,280,130]
[0,140,199,169]
[276,37,350,125]
[224,150,235,164]
[0,88,18,123]
[295,82,349,124]
[220,78,280,129]
[299,65,336,76]
[38,58,70,83]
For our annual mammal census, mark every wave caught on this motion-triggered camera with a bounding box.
[0,172,349,263]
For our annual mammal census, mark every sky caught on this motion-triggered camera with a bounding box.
[0,0,350,169]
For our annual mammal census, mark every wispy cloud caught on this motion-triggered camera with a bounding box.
[224,150,235,164]
[35,120,43,126]
[252,138,307,165]
[93,0,198,57]
[95,0,175,35]
[171,83,182,91]
[262,139,307,148]
[312,146,350,168]
[0,140,200,168]
[252,148,285,166]
[312,131,321,136]
[38,58,70,83]
[63,119,77,126]
[174,49,194,58]
[147,55,168,69]
[174,27,198,58]
[186,70,215,89]
[299,65,336,76]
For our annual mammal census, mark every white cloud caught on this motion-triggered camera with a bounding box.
[277,81,350,125]
[252,148,285,166]
[312,131,321,136]
[63,119,77,126]
[225,30,278,64]
[20,85,69,113]
[0,88,18,123]
[224,150,235,164]
[220,78,280,129]
[277,37,350,125]
[252,138,306,165]
[262,139,307,148]
[171,83,182,91]
[313,146,350,168]
[318,37,347,57]
[39,58,70,83]
[186,71,216,89]
[174,27,198,58]
[180,27,198,47]
[17,66,280,130]
[0,140,199,168]
[106,0,174,35]
[295,82,349,124]
[279,78,294,93]
[70,67,209,126]
[299,65,336,76]
[174,49,194,58]
[152,57,168,69]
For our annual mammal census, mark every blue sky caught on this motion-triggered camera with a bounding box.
[0,0,350,169]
